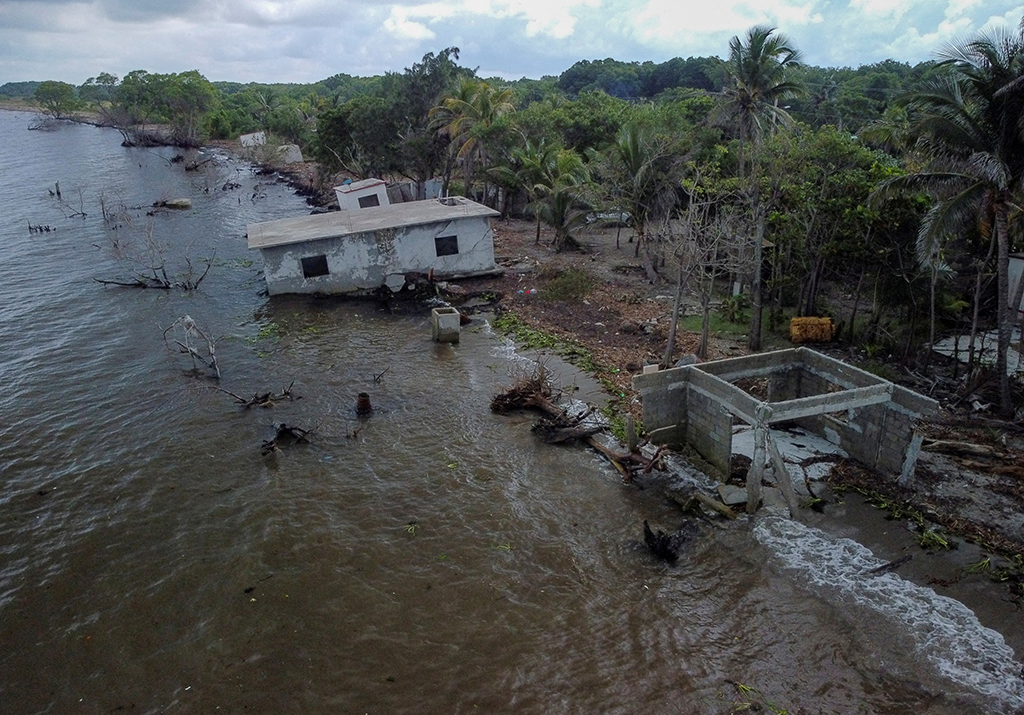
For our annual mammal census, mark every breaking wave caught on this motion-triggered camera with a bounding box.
[755,515,1024,713]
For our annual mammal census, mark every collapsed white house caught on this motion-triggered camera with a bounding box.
[247,196,500,296]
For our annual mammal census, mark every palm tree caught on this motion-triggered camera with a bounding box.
[718,25,804,351]
[719,24,804,179]
[495,137,561,243]
[528,148,591,252]
[874,20,1024,415]
[431,78,515,201]
[594,123,682,282]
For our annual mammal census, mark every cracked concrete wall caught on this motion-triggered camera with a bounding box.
[259,215,496,295]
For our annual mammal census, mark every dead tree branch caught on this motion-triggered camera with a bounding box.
[163,315,220,379]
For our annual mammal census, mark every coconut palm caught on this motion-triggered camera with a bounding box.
[431,78,515,200]
[528,148,591,252]
[874,19,1024,415]
[596,123,683,282]
[718,24,804,179]
[497,137,562,243]
[717,24,804,350]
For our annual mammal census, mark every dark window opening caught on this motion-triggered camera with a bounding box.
[435,235,459,257]
[301,254,330,278]
[358,194,381,208]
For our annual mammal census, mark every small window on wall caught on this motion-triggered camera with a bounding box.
[301,254,330,278]
[434,235,459,257]
[357,194,380,208]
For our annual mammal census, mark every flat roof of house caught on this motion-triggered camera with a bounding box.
[247,197,500,250]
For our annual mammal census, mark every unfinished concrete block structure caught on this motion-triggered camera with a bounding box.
[633,348,939,514]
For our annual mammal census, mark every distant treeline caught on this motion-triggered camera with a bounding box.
[2,53,938,135]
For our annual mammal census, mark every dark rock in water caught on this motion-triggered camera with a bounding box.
[643,519,699,564]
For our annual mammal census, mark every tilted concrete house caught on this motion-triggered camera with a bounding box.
[247,196,499,296]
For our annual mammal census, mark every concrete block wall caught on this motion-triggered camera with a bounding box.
[633,368,690,446]
[635,349,940,487]
[768,367,803,403]
[683,388,733,475]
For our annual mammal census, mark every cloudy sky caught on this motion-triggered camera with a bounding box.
[1,0,1022,86]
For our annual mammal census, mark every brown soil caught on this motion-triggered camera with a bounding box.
[465,219,748,399]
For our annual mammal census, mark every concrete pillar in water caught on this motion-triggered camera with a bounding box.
[431,307,461,343]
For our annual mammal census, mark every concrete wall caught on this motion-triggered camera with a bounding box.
[632,367,732,476]
[259,215,495,295]
[770,366,937,476]
[636,349,939,483]
[684,386,733,475]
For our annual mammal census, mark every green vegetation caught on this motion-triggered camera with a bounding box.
[17,18,1024,415]
[540,268,596,301]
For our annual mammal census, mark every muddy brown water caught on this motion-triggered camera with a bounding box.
[1,111,1022,714]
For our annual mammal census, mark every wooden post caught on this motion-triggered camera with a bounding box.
[625,415,637,453]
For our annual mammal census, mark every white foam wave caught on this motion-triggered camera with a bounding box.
[755,515,1024,712]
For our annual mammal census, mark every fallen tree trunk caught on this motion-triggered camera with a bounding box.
[491,366,663,480]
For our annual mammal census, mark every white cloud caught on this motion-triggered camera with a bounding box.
[0,0,1021,84]
[944,0,982,20]
[632,0,822,45]
[483,0,601,38]
[848,0,915,22]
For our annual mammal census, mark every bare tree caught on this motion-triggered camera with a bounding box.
[96,205,213,290]
[662,176,749,364]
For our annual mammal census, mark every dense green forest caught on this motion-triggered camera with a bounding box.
[6,27,1023,414]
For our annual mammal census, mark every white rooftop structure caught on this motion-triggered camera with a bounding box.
[334,178,389,211]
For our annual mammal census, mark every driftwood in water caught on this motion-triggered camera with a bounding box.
[864,554,913,577]
[489,367,560,415]
[261,423,313,455]
[491,365,665,480]
[666,488,739,520]
[163,315,220,379]
[531,416,602,443]
[215,382,299,408]
[643,519,700,564]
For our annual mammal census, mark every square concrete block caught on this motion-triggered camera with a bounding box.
[431,307,461,343]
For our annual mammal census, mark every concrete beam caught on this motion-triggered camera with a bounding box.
[632,365,691,392]
[696,349,801,379]
[689,369,760,425]
[767,382,892,423]
[797,348,886,389]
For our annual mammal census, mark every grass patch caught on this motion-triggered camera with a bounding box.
[540,268,595,302]
[680,313,748,338]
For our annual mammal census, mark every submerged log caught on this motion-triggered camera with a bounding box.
[261,423,313,455]
[531,417,602,444]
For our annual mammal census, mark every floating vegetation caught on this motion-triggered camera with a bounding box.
[917,528,954,551]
